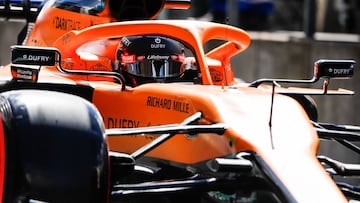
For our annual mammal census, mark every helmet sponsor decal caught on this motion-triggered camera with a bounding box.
[150,37,166,49]
[121,54,136,63]
[121,37,132,47]
[147,55,170,60]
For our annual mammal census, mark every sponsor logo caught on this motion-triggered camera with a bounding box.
[121,55,136,63]
[151,37,166,48]
[122,37,132,47]
[11,65,39,81]
[155,37,161,44]
[14,54,51,63]
[209,68,223,82]
[89,63,110,71]
[328,68,352,75]
[53,16,80,31]
[146,96,190,113]
[107,117,140,128]
[147,55,169,60]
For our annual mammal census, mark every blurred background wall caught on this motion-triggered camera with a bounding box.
[0,20,25,65]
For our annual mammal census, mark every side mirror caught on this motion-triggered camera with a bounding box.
[249,59,356,95]
[314,59,355,79]
[11,45,58,66]
[10,45,59,82]
[313,59,356,94]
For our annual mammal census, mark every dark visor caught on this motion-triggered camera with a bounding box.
[125,57,184,78]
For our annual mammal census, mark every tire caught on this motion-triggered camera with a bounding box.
[0,90,109,203]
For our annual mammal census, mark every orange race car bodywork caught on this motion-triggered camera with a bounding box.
[0,0,358,202]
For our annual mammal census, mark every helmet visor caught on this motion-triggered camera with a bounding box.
[125,56,184,78]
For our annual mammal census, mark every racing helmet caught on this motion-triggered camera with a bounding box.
[116,35,185,86]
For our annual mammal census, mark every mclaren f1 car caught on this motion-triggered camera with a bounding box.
[0,0,359,202]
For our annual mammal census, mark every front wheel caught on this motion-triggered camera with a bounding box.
[0,90,109,203]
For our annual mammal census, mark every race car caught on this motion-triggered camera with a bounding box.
[0,0,359,202]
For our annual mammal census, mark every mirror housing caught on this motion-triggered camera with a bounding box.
[10,46,59,82]
[314,59,355,79]
[249,59,356,95]
[11,45,58,66]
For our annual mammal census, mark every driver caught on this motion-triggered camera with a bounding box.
[114,35,199,87]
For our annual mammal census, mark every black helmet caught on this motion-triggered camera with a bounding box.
[116,36,185,86]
